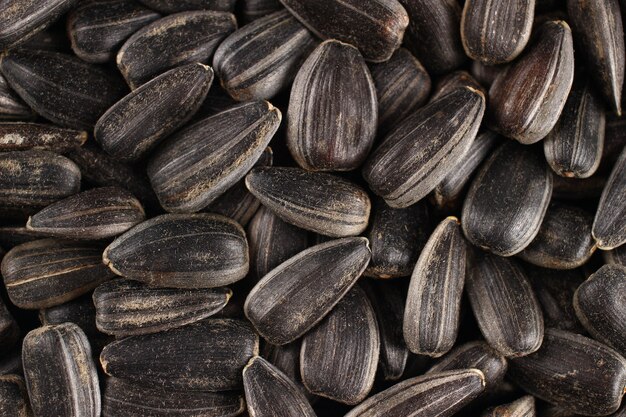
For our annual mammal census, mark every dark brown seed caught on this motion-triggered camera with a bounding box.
[481,395,536,417]
[462,141,553,256]
[40,294,99,338]
[245,167,371,237]
[0,123,86,153]
[0,375,32,417]
[363,86,485,208]
[241,0,284,22]
[103,213,248,289]
[286,39,377,171]
[592,145,626,249]
[0,299,19,357]
[23,323,100,417]
[148,100,281,213]
[137,0,237,13]
[604,244,626,266]
[100,319,259,391]
[116,11,237,89]
[552,174,607,200]
[428,70,485,103]
[0,74,33,121]
[95,63,213,161]
[244,237,371,345]
[488,20,574,144]
[509,328,626,416]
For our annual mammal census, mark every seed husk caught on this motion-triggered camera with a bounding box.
[0,375,32,417]
[0,123,86,153]
[0,74,33,121]
[40,294,99,338]
[137,0,237,13]
[592,145,626,249]
[103,213,249,289]
[481,395,536,417]
[244,237,371,345]
[604,244,626,266]
[286,39,377,171]
[241,0,284,22]
[100,318,259,391]
[429,70,486,103]
[363,86,485,208]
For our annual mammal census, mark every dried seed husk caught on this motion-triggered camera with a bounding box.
[0,74,33,121]
[23,323,100,417]
[0,375,32,417]
[40,294,99,338]
[116,11,237,89]
[103,213,249,289]
[470,61,504,88]
[241,0,284,22]
[481,395,536,417]
[0,123,86,153]
[244,237,371,345]
[213,10,317,101]
[604,244,626,266]
[428,70,486,104]
[403,217,467,357]
[0,49,127,130]
[0,299,19,357]
[488,20,574,144]
[509,328,626,416]
[286,39,377,171]
[100,318,259,391]
[363,86,485,208]
[95,63,213,162]
[67,0,161,64]
[148,100,281,213]
[552,174,607,200]
[137,0,237,13]
[592,145,626,249]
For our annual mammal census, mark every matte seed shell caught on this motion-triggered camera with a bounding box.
[287,39,377,171]
[103,213,248,288]
[148,100,281,213]
[241,0,284,22]
[244,237,371,345]
[481,395,536,417]
[138,0,237,13]
[23,323,100,417]
[363,86,485,208]
[592,145,626,249]
[116,11,237,89]
[429,70,485,103]
[100,319,259,391]
[605,244,626,266]
[95,63,213,161]
[0,74,33,121]
[40,294,99,338]
[0,375,31,417]
[0,123,86,152]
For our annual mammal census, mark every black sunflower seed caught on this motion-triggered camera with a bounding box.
[0,123,86,153]
[40,294,99,338]
[0,74,33,121]
[429,70,485,104]
[592,145,626,249]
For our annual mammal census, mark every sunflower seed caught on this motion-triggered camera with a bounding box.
[40,294,99,338]
[0,74,33,121]
[0,123,86,152]
[0,375,31,417]
[604,244,626,266]
[429,70,485,103]
[592,145,626,249]
[137,0,237,13]
[481,395,536,417]
[241,0,284,22]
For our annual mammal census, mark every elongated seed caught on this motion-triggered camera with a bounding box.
[592,145,626,249]
[0,375,31,417]
[481,395,536,417]
[0,123,86,152]
[137,0,237,13]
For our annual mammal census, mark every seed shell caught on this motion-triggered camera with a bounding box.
[137,0,237,13]
[0,123,86,153]
[592,145,626,249]
[481,395,536,417]
[0,74,33,121]
[40,294,99,338]
[428,70,485,104]
[241,0,284,22]
[0,375,31,417]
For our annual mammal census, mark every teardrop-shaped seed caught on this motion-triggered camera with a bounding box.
[67,0,161,64]
[605,244,626,266]
[509,328,626,416]
[103,213,248,288]
[0,375,31,417]
[148,100,281,213]
[241,0,284,22]
[0,49,127,130]
[278,0,408,62]
[592,145,626,249]
[40,294,99,338]
[213,10,316,101]
[462,141,553,256]
[0,74,33,121]
[344,369,486,417]
[0,123,86,152]
[428,70,485,105]
[363,86,485,208]
[481,395,536,417]
[488,20,574,144]
[95,63,213,161]
[404,217,467,357]
[27,187,146,240]
[117,11,237,89]
[93,279,231,336]
[137,0,237,13]
[100,319,259,391]
[244,237,371,345]
[1,239,115,309]
[466,252,544,357]
[287,39,377,171]
[301,285,380,404]
[461,0,535,64]
[23,323,100,417]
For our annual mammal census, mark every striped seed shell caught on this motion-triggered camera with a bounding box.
[488,20,574,144]
[137,0,237,13]
[23,323,100,417]
[0,375,31,417]
[286,39,377,171]
[363,86,485,208]
[103,213,248,288]
[100,319,259,391]
[148,100,281,213]
[481,395,536,417]
[40,294,99,338]
[0,123,86,153]
[604,244,626,266]
[116,11,237,89]
[509,328,626,416]
[241,0,284,22]
[429,70,485,103]
[0,74,33,121]
[213,10,317,101]
[95,63,213,162]
[592,145,626,249]
[244,237,371,345]
[0,299,19,357]
[403,217,467,357]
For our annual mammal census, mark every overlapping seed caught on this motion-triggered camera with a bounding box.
[137,0,238,13]
[0,123,86,153]
[592,145,626,249]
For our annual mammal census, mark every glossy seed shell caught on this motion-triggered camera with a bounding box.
[0,123,86,152]
[138,0,237,13]
[592,145,626,249]
[0,375,31,417]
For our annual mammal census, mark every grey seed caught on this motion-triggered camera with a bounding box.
[552,174,607,200]
[592,145,626,249]
[95,63,213,162]
[23,323,100,417]
[301,285,380,404]
[0,299,19,358]
[0,375,32,417]
[0,123,86,152]
[363,86,485,208]
[244,237,371,345]
[0,74,33,121]
[403,217,467,357]
[213,10,317,101]
[509,328,626,416]
[116,11,237,89]
[245,167,371,237]
[100,319,259,391]
[604,244,626,266]
[137,0,237,13]
[40,294,99,338]
[241,0,284,22]
[470,60,504,87]
[429,70,486,103]
[488,20,574,144]
[67,0,161,64]
[103,213,249,289]
[481,395,536,417]
[148,100,281,213]
[462,141,553,256]
[286,39,377,171]
[278,0,409,62]
[344,369,486,417]
[244,356,316,417]
[26,186,146,240]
